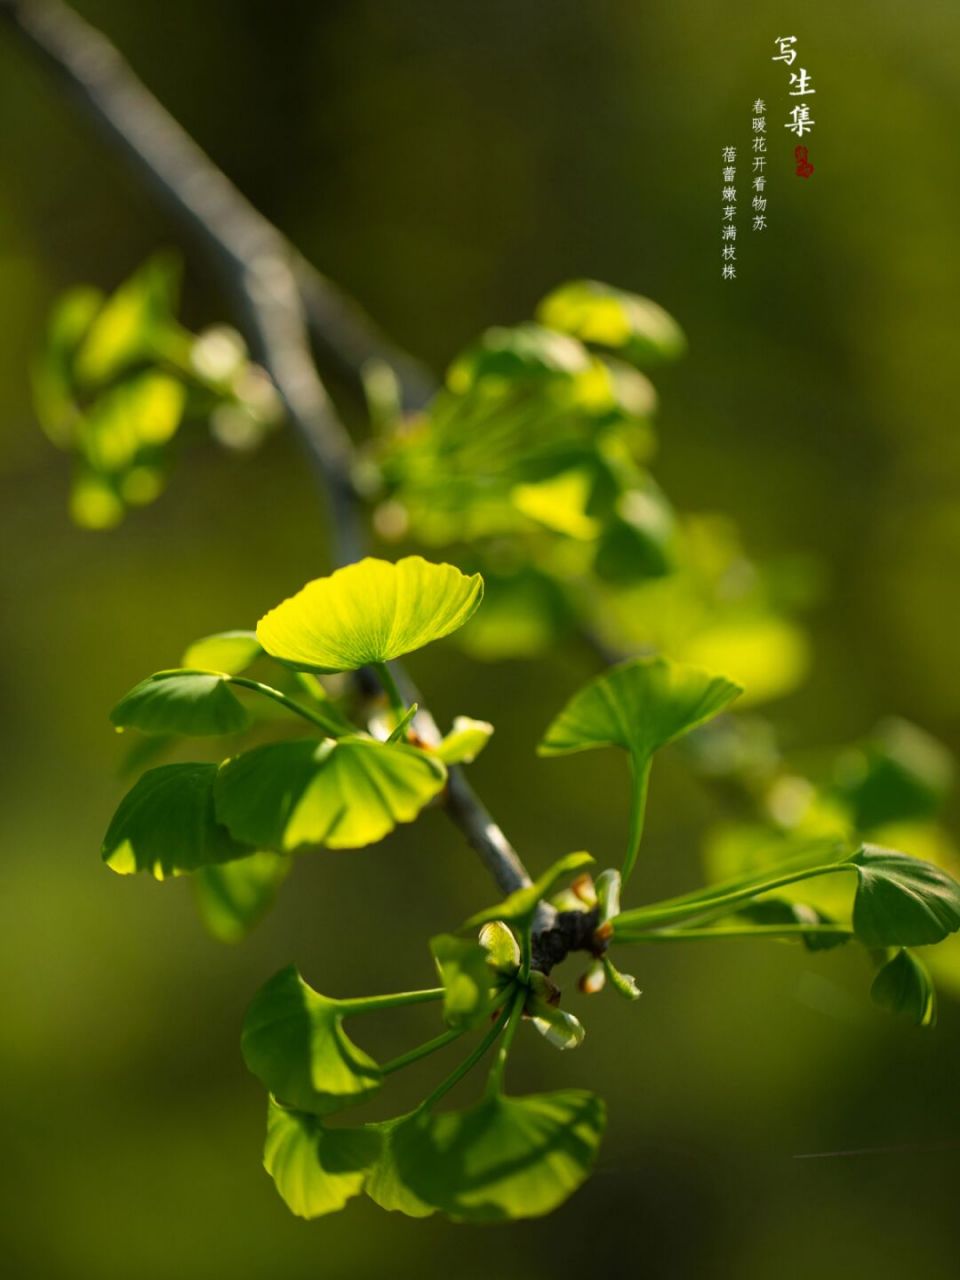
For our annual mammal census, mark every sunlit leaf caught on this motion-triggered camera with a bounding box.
[430,934,496,1028]
[257,556,483,673]
[466,852,595,930]
[537,280,686,367]
[110,670,249,736]
[215,737,446,852]
[851,845,960,948]
[387,1090,605,1222]
[479,921,521,973]
[871,948,937,1028]
[73,253,179,386]
[446,323,590,394]
[181,630,263,675]
[433,716,494,765]
[242,966,381,1115]
[102,762,249,879]
[193,851,290,944]
[263,1098,382,1218]
[539,656,741,763]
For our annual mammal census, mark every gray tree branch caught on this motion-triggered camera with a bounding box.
[1,0,538,903]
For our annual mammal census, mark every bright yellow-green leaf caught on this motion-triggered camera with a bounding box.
[215,737,447,852]
[102,762,250,879]
[32,286,103,445]
[73,253,179,386]
[181,630,263,675]
[193,851,290,944]
[256,556,483,673]
[263,1099,383,1219]
[433,716,494,765]
[242,966,382,1115]
[511,469,602,540]
[110,670,249,736]
[537,280,686,367]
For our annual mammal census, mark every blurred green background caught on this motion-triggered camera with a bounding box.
[2,1,959,1276]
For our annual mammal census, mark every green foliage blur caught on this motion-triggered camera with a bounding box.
[1,1,960,1277]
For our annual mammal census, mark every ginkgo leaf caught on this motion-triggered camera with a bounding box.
[193,851,291,944]
[110,670,249,736]
[870,948,937,1028]
[256,556,483,673]
[537,280,686,367]
[215,737,447,852]
[433,717,494,765]
[466,852,595,931]
[242,966,382,1115]
[263,1098,382,1218]
[430,934,496,1028]
[363,1117,436,1218]
[538,656,741,763]
[102,762,250,879]
[387,1090,605,1222]
[851,846,960,948]
[181,630,262,675]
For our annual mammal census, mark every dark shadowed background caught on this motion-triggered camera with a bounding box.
[1,2,959,1277]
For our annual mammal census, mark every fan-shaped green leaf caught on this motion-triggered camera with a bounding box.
[256,556,483,673]
[102,762,250,879]
[852,846,960,947]
[193,851,290,943]
[263,1098,382,1218]
[537,280,686,367]
[215,737,446,852]
[538,656,741,763]
[446,323,590,393]
[466,852,595,930]
[433,716,494,765]
[430,934,496,1028]
[387,1090,605,1222]
[363,1117,436,1218]
[181,630,262,675]
[242,966,382,1115]
[110,670,249,736]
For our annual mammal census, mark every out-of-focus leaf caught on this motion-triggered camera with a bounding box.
[257,556,483,673]
[73,253,180,386]
[193,851,290,943]
[181,630,263,675]
[242,966,382,1115]
[215,737,447,852]
[537,280,686,367]
[871,948,937,1028]
[833,718,954,830]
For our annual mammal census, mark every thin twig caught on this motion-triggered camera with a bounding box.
[1,0,537,906]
